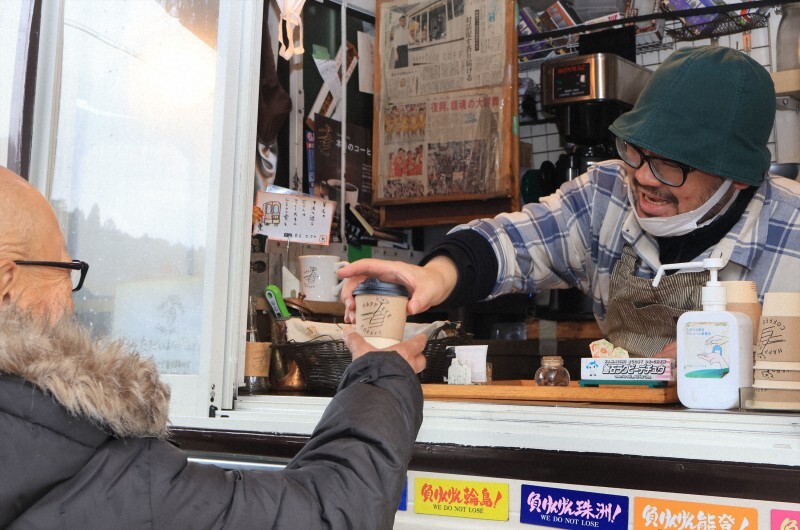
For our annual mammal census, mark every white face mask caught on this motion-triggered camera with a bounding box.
[628,178,736,237]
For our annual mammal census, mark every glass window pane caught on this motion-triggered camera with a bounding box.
[0,1,24,167]
[51,0,219,375]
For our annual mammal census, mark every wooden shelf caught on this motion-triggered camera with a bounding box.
[772,68,800,100]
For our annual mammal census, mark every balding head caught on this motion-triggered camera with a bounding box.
[0,166,74,322]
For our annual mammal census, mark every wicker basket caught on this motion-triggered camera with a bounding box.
[277,323,472,395]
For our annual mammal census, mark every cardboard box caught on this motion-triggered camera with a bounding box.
[581,358,675,382]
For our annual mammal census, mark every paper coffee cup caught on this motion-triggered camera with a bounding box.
[353,279,409,348]
[721,281,761,346]
[754,368,800,383]
[762,292,800,317]
[752,387,800,406]
[755,292,800,364]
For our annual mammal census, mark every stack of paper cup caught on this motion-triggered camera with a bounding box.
[752,292,800,409]
[721,281,761,346]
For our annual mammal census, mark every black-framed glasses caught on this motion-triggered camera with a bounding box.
[615,137,695,188]
[13,260,89,292]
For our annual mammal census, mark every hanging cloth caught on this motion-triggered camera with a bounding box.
[605,245,708,357]
[276,0,307,59]
[258,9,292,146]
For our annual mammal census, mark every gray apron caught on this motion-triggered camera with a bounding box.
[606,245,708,357]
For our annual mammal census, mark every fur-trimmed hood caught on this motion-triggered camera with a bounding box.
[0,308,170,438]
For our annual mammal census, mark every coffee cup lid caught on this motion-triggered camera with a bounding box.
[353,278,410,298]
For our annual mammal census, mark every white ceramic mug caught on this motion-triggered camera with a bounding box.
[327,179,359,206]
[298,255,348,302]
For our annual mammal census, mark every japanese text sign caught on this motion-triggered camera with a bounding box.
[414,477,508,521]
[520,484,628,530]
[253,191,334,245]
[772,509,800,530]
[634,497,757,530]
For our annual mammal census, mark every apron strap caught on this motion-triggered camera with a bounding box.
[605,245,708,357]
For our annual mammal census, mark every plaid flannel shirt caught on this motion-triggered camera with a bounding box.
[456,160,800,333]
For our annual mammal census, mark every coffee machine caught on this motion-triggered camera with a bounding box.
[541,52,651,185]
[537,52,651,318]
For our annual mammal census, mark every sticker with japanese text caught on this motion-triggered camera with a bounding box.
[520,484,628,530]
[772,509,800,530]
[398,480,407,511]
[414,477,509,521]
[634,497,757,530]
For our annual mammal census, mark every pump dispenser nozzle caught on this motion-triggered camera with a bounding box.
[652,258,726,311]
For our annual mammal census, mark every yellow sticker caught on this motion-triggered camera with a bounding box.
[414,477,509,521]
[634,497,758,530]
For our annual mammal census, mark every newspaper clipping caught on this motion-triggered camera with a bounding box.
[376,0,510,203]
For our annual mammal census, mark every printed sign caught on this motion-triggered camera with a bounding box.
[772,509,800,530]
[682,321,731,378]
[414,477,508,521]
[253,191,334,244]
[520,484,628,530]
[398,480,407,511]
[634,497,757,530]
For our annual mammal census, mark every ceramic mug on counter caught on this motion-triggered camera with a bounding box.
[298,255,348,302]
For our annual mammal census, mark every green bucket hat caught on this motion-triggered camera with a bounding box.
[609,46,775,186]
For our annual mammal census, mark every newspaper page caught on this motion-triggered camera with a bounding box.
[378,88,505,200]
[375,0,511,204]
[378,0,507,98]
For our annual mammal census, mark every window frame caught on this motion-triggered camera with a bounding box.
[27,0,263,418]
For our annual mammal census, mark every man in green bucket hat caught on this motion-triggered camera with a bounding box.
[339,45,800,359]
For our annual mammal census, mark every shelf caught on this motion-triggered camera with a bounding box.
[773,68,800,100]
[663,11,769,41]
[518,37,672,72]
[516,0,792,70]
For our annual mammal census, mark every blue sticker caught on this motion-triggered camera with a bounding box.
[520,485,628,530]
[398,480,408,511]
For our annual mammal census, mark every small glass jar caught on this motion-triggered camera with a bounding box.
[535,356,570,387]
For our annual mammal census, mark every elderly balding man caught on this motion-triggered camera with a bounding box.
[0,170,79,321]
[0,166,426,529]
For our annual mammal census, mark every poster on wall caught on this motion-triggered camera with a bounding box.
[373,0,519,226]
[313,115,374,209]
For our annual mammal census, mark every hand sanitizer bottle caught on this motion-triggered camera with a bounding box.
[652,258,753,409]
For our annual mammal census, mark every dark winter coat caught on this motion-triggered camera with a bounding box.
[0,309,423,529]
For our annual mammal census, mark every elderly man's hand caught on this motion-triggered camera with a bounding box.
[342,328,427,374]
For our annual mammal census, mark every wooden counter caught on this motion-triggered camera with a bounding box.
[422,380,677,405]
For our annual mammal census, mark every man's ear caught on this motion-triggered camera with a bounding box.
[733,182,750,191]
[0,259,19,303]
